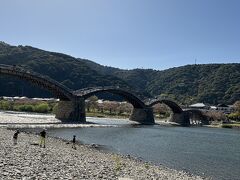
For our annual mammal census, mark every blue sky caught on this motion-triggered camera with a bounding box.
[0,0,239,70]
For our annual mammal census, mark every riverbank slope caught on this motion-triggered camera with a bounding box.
[0,128,204,179]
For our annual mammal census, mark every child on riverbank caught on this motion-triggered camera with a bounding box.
[39,129,46,148]
[72,135,76,149]
[12,130,20,145]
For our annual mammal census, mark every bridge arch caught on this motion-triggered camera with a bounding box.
[73,87,154,124]
[146,99,190,126]
[74,87,146,108]
[147,99,183,113]
[0,64,73,100]
[184,109,209,125]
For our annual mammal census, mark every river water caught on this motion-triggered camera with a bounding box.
[25,118,239,180]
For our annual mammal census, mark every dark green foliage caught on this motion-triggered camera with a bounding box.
[221,124,233,128]
[80,59,240,105]
[0,99,55,113]
[17,105,34,112]
[227,113,240,121]
[0,42,130,98]
[0,100,11,110]
[34,103,49,113]
[0,42,239,105]
[147,64,240,104]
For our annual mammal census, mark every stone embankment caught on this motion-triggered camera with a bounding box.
[0,128,204,180]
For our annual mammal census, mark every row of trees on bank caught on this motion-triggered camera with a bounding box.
[0,96,171,119]
[201,101,240,122]
[227,101,240,121]
[85,96,171,118]
[1,96,239,122]
[0,99,56,113]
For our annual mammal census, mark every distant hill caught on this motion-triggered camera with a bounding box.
[0,41,239,104]
[79,59,240,105]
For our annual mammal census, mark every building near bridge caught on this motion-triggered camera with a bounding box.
[216,104,234,114]
[189,102,234,114]
[189,103,209,109]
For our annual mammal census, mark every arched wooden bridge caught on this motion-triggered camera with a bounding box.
[0,64,194,126]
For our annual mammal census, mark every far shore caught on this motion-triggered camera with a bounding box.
[1,109,237,130]
[0,110,178,129]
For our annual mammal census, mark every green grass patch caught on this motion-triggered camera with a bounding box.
[222,124,240,128]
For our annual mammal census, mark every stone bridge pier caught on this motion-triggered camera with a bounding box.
[129,107,155,125]
[169,111,190,126]
[55,97,86,123]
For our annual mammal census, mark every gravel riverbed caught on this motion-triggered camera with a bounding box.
[0,127,205,180]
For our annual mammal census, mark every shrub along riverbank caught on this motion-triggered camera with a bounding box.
[0,100,131,119]
[0,100,56,113]
[221,122,240,128]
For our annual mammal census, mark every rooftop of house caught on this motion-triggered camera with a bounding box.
[189,103,207,108]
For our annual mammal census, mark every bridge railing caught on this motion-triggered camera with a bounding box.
[73,86,146,97]
[73,86,119,95]
[0,64,13,68]
[73,86,147,103]
[0,64,73,96]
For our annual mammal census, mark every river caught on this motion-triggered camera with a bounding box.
[33,118,240,180]
[2,111,239,180]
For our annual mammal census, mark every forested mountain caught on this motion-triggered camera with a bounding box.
[148,64,240,105]
[0,42,131,98]
[79,59,240,105]
[0,42,239,104]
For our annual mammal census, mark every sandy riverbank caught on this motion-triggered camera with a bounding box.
[0,111,176,129]
[0,127,205,180]
[0,111,123,128]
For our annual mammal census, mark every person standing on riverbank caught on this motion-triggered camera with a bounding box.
[12,130,20,145]
[39,129,46,148]
[72,135,76,149]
